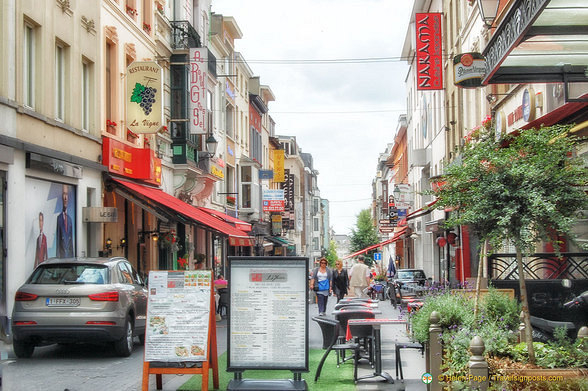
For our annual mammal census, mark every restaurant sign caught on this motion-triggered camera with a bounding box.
[453,53,486,88]
[126,62,163,134]
[189,48,207,135]
[102,137,162,185]
[415,13,443,90]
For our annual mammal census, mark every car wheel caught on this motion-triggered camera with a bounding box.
[13,340,35,358]
[114,316,134,357]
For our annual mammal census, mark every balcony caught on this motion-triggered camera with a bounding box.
[170,21,200,49]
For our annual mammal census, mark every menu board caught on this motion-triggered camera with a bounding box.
[144,270,212,362]
[227,257,308,371]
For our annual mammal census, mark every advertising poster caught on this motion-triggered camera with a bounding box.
[25,178,76,271]
[228,257,308,371]
[145,271,212,362]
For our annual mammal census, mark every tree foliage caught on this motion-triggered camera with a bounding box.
[434,125,588,252]
[432,124,588,363]
[349,209,380,267]
[325,240,338,268]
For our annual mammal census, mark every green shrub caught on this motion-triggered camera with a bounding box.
[410,292,474,343]
[508,341,588,368]
[480,286,521,330]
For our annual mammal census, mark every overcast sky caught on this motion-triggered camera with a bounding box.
[211,0,415,235]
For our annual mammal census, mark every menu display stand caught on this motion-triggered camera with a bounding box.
[226,257,309,391]
[141,270,219,391]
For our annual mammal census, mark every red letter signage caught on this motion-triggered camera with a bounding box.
[415,13,443,90]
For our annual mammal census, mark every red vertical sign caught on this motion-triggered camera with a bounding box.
[415,13,443,90]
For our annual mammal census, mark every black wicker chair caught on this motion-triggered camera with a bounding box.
[312,316,360,382]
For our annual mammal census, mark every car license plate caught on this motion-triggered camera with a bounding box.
[46,297,81,307]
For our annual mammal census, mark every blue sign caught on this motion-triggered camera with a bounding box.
[259,170,274,180]
[374,252,382,261]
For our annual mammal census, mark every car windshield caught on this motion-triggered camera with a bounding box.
[29,264,109,284]
[397,270,425,280]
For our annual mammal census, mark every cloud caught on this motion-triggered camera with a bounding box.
[212,0,414,234]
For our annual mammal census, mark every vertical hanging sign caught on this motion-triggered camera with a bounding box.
[189,48,207,135]
[273,149,285,183]
[415,13,443,90]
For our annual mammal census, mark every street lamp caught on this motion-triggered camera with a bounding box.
[477,0,499,28]
[198,133,218,160]
[251,225,266,256]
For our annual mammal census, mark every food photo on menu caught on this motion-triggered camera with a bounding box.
[149,316,168,335]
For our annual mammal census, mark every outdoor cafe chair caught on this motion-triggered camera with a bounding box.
[333,302,375,311]
[334,310,376,365]
[312,316,360,382]
[395,341,425,381]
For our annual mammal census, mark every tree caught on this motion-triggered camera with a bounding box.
[432,124,588,364]
[325,240,338,268]
[349,209,380,267]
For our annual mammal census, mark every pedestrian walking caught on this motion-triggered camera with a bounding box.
[332,259,349,302]
[310,258,333,316]
[349,255,371,298]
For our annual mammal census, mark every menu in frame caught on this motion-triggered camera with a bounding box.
[144,270,212,362]
[228,257,309,371]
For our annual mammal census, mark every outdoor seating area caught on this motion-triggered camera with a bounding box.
[311,295,425,387]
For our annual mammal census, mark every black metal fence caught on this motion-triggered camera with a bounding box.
[488,252,588,280]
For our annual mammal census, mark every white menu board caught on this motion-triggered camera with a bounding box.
[228,258,308,371]
[144,270,212,362]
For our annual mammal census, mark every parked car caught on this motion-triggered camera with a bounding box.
[12,257,147,358]
[393,268,427,288]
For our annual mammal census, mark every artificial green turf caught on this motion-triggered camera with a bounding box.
[178,349,356,391]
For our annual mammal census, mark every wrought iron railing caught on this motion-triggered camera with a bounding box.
[488,252,588,280]
[170,21,200,49]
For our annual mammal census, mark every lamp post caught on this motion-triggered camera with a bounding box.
[198,133,218,160]
[251,225,266,256]
[476,0,499,28]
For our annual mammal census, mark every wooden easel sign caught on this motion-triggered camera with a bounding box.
[142,270,219,391]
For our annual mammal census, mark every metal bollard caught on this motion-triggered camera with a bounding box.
[428,311,442,391]
[518,310,525,343]
[469,335,489,391]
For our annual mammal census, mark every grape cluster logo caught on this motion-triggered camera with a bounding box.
[126,61,163,134]
[131,83,157,115]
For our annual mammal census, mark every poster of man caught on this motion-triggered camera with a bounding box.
[25,178,76,271]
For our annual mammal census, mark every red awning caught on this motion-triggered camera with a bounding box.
[522,95,588,130]
[342,227,407,260]
[112,179,253,246]
[403,199,438,223]
[199,207,252,232]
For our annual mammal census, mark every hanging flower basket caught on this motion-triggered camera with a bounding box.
[161,231,178,249]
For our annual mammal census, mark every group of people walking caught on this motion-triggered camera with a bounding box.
[309,255,372,316]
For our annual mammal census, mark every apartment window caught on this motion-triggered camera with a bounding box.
[240,166,252,208]
[105,40,117,135]
[142,0,152,34]
[81,60,92,131]
[313,238,319,251]
[226,105,234,138]
[313,217,319,232]
[207,90,213,133]
[24,24,35,108]
[55,44,65,121]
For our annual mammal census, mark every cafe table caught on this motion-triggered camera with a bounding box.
[347,318,407,384]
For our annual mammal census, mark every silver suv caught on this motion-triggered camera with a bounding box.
[12,257,147,358]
